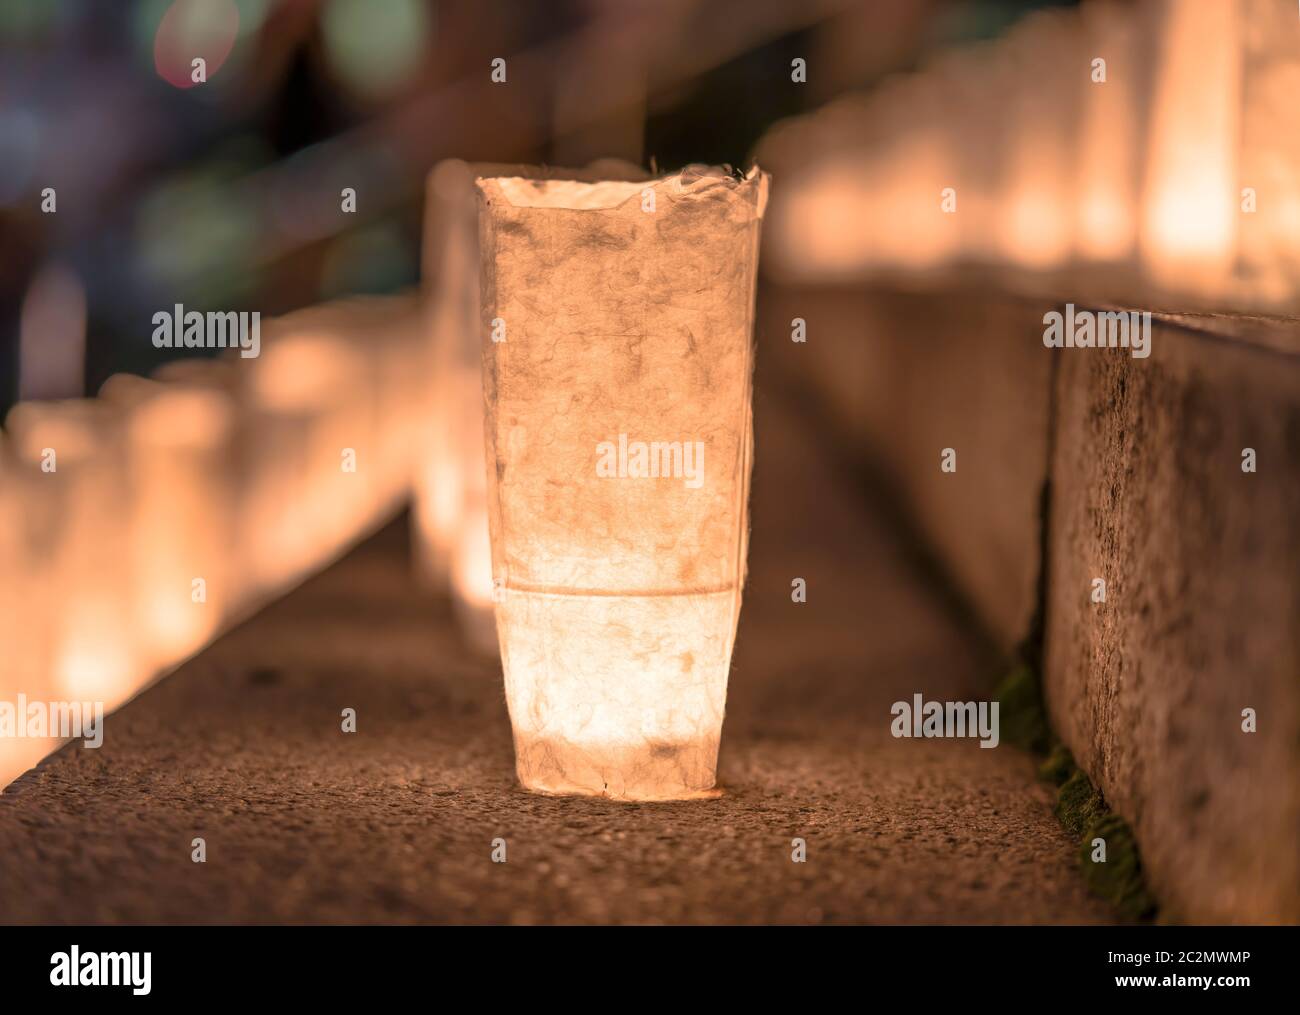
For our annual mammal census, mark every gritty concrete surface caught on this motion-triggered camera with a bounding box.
[0,399,1115,925]
[1045,317,1300,924]
[759,283,1052,653]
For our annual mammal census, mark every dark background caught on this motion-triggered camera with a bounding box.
[0,0,1066,414]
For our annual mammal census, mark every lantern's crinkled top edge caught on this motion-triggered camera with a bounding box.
[479,164,768,216]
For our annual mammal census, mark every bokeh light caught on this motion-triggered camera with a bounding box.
[152,0,241,89]
[321,0,431,100]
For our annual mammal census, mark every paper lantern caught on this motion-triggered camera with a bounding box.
[926,41,1009,268]
[0,440,61,788]
[318,295,426,514]
[992,10,1080,273]
[1074,1,1142,266]
[4,401,139,708]
[1236,0,1300,308]
[417,159,650,655]
[755,80,960,281]
[101,373,236,670]
[244,324,376,595]
[151,357,259,616]
[476,165,768,800]
[415,160,492,596]
[1140,0,1241,300]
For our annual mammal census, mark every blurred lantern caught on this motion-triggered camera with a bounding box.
[1237,0,1300,309]
[338,295,426,515]
[416,159,647,655]
[863,75,962,273]
[1140,0,1241,302]
[992,10,1080,273]
[0,440,60,788]
[152,357,256,614]
[244,325,371,596]
[476,166,768,800]
[926,41,1007,267]
[265,297,422,526]
[1074,1,1142,267]
[782,81,959,279]
[4,401,139,709]
[757,61,967,283]
[101,373,236,670]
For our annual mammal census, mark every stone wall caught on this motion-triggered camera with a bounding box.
[759,283,1053,655]
[1045,316,1300,923]
[761,281,1300,922]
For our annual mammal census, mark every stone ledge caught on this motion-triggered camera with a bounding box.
[762,281,1300,922]
[758,283,1052,656]
[0,398,1113,925]
[1045,314,1300,923]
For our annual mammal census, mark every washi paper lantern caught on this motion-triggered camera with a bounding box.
[1074,0,1142,267]
[243,330,362,595]
[4,400,139,709]
[755,77,958,282]
[992,9,1080,273]
[926,40,1010,268]
[151,357,258,615]
[315,295,426,517]
[101,373,236,670]
[476,165,768,799]
[416,158,647,653]
[243,302,427,597]
[1140,0,1241,301]
[0,439,60,788]
[1237,0,1300,309]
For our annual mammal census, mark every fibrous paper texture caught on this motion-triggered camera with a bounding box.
[417,159,648,653]
[477,165,768,800]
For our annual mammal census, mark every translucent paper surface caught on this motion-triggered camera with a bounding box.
[478,166,767,799]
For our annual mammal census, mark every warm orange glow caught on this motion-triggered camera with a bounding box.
[476,166,767,800]
[245,328,374,594]
[994,12,1077,271]
[1237,1,1300,306]
[102,375,235,669]
[757,83,958,280]
[1,438,52,720]
[4,401,140,709]
[1075,3,1139,263]
[418,161,649,652]
[415,161,484,592]
[1141,0,1241,294]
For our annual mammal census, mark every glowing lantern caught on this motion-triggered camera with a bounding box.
[1074,1,1141,267]
[1237,0,1300,308]
[416,159,648,654]
[244,327,371,595]
[927,41,1008,267]
[308,295,425,515]
[865,79,961,273]
[755,80,959,281]
[101,373,236,670]
[1140,0,1241,300]
[476,166,768,800]
[4,401,139,709]
[992,9,1080,273]
[151,357,257,615]
[0,441,60,788]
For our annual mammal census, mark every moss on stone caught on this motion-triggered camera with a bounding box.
[993,663,1053,754]
[1055,767,1105,839]
[1037,742,1075,786]
[996,660,1159,922]
[1080,813,1158,921]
